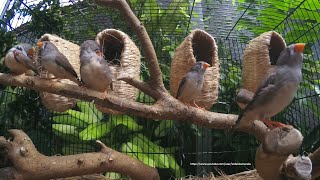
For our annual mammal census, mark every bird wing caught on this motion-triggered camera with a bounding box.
[235,69,279,126]
[14,51,39,75]
[176,76,188,99]
[55,52,79,78]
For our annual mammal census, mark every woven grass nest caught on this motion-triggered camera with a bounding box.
[94,29,141,114]
[37,34,79,112]
[241,31,286,93]
[170,29,220,110]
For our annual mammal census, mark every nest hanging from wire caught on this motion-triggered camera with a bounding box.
[36,34,79,112]
[170,29,220,110]
[95,29,141,114]
[237,31,286,109]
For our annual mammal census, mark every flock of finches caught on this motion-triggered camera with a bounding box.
[4,41,305,130]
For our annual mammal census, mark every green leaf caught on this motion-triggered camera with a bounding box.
[121,142,156,167]
[110,115,143,132]
[154,120,173,137]
[52,115,88,128]
[77,101,103,120]
[52,124,78,136]
[67,109,99,124]
[79,122,110,140]
[105,172,123,179]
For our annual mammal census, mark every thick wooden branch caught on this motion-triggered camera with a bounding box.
[94,0,165,91]
[0,129,160,180]
[0,73,270,139]
[255,126,304,180]
[309,147,320,179]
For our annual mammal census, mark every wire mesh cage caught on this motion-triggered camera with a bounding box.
[0,0,319,179]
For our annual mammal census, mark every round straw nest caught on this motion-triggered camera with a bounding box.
[241,31,286,93]
[36,34,79,112]
[95,29,141,114]
[170,29,220,110]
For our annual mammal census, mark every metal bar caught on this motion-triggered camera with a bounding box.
[273,0,306,31]
[1,0,12,19]
[186,0,196,34]
[225,0,254,40]
[69,0,98,32]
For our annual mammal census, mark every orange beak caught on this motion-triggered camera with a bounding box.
[294,43,305,53]
[203,62,210,69]
[37,42,43,47]
[27,48,34,57]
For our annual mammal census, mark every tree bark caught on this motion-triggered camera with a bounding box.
[0,130,159,180]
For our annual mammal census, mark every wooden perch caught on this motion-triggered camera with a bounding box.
[0,130,160,180]
[255,126,304,180]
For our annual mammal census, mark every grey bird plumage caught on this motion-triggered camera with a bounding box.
[176,61,210,108]
[37,41,81,85]
[234,43,305,130]
[80,40,113,93]
[4,43,39,75]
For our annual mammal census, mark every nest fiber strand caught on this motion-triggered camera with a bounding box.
[170,29,219,110]
[95,29,141,114]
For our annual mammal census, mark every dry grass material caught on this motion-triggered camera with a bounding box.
[179,170,262,180]
[241,31,286,93]
[95,29,141,114]
[170,29,220,110]
[37,34,79,112]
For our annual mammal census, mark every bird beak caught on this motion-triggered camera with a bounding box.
[203,63,211,69]
[27,48,34,58]
[37,42,43,48]
[294,43,305,53]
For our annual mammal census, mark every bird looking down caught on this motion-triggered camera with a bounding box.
[80,40,113,98]
[176,61,210,109]
[4,43,39,75]
[37,41,82,86]
[234,43,305,130]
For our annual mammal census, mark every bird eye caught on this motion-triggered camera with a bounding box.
[17,46,22,51]
[95,50,102,56]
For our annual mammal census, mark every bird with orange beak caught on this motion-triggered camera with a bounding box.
[176,61,210,108]
[37,41,82,86]
[234,43,305,130]
[4,43,39,75]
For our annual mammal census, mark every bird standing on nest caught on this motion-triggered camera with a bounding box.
[176,61,210,109]
[234,43,305,130]
[4,44,39,75]
[80,40,113,98]
[37,41,82,86]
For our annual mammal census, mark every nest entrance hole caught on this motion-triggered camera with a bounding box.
[101,33,124,66]
[269,32,286,65]
[191,32,216,66]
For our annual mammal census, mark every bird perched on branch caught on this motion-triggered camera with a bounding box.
[176,61,210,108]
[234,43,305,130]
[4,44,39,75]
[80,40,113,98]
[37,41,82,86]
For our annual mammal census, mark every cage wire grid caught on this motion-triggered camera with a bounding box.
[0,0,320,178]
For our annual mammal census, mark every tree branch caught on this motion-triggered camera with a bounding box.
[94,0,165,91]
[0,129,160,180]
[309,147,320,179]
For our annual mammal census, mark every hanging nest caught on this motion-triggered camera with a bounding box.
[95,29,141,114]
[241,31,286,93]
[36,34,79,112]
[170,29,220,110]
